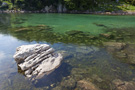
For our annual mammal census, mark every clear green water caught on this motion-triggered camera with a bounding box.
[0,13,135,90]
[9,13,135,35]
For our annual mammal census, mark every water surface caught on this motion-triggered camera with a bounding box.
[0,13,135,90]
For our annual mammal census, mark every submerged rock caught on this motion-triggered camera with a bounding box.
[61,78,77,89]
[13,44,63,80]
[100,33,114,39]
[104,42,135,64]
[10,25,52,32]
[103,42,126,51]
[112,79,135,90]
[93,23,108,28]
[77,80,100,90]
[76,46,99,54]
[65,30,84,36]
[119,44,135,64]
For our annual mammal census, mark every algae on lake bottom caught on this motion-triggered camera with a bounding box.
[8,25,135,46]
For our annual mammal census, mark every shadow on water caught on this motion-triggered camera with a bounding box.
[34,62,72,89]
[17,62,72,89]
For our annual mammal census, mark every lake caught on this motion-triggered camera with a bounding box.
[0,13,135,90]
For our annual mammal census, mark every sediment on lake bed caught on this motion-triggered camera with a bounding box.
[8,25,135,46]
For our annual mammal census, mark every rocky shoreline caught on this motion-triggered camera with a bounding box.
[1,9,135,15]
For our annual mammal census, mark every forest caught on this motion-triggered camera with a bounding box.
[0,0,135,11]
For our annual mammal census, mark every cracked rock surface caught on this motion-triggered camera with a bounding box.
[13,44,63,80]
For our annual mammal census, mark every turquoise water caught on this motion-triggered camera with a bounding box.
[0,13,135,90]
[9,13,135,35]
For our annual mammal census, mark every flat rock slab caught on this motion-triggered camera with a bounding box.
[13,44,63,80]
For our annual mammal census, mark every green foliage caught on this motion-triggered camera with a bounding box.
[0,0,135,11]
[126,0,135,5]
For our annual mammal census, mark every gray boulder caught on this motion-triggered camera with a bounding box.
[13,44,63,80]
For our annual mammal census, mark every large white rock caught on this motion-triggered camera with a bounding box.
[13,44,63,80]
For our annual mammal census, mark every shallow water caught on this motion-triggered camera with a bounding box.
[0,13,135,90]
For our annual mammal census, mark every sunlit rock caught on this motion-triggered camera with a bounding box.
[13,44,63,80]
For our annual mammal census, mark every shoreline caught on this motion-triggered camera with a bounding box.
[1,10,135,15]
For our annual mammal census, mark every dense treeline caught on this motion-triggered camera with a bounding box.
[0,0,135,11]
